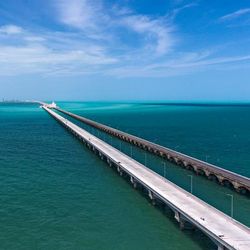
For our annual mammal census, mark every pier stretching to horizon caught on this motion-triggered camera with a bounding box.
[50,105,250,195]
[41,104,250,250]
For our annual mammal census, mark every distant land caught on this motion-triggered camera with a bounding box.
[2,99,250,107]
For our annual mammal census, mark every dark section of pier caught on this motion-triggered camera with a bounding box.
[54,107,250,195]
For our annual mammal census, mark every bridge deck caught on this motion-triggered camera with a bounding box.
[44,106,250,250]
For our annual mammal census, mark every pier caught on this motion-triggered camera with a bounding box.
[43,105,250,250]
[53,107,250,194]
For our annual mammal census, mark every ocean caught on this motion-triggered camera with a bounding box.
[0,102,249,249]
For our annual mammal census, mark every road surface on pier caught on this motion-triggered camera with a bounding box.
[43,106,250,250]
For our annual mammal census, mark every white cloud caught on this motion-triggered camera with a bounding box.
[0,45,116,65]
[170,3,197,20]
[0,25,24,35]
[172,55,250,68]
[111,5,134,16]
[0,2,249,78]
[105,52,250,78]
[24,36,46,42]
[55,0,175,56]
[0,21,249,78]
[0,32,118,76]
[56,0,106,31]
[220,8,250,21]
[121,15,174,55]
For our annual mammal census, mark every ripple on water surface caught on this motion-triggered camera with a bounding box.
[1,102,249,249]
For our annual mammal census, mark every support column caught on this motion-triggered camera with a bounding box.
[174,211,181,223]
[107,158,112,167]
[217,176,225,185]
[130,176,137,189]
[174,157,179,164]
[232,181,241,192]
[193,165,198,173]
[148,190,156,206]
[99,152,104,160]
[117,166,123,176]
[174,211,194,230]
[204,170,210,177]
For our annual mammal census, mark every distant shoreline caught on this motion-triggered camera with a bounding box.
[1,100,250,107]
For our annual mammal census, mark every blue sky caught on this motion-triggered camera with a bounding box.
[0,0,250,102]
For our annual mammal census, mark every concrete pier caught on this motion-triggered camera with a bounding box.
[53,107,250,194]
[43,106,250,250]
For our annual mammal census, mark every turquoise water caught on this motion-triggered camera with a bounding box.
[0,102,249,249]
